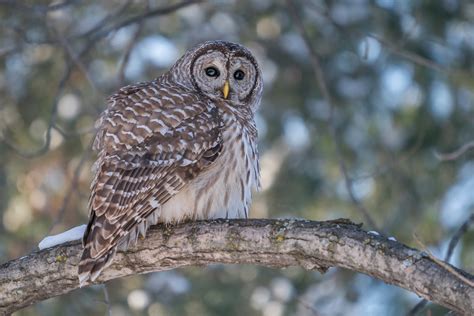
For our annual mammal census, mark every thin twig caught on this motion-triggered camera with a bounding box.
[47,138,93,234]
[81,0,203,43]
[72,0,134,41]
[1,24,101,158]
[445,213,474,261]
[412,235,473,288]
[117,1,150,85]
[408,222,474,316]
[1,63,72,158]
[351,125,426,181]
[297,298,322,316]
[369,34,447,74]
[52,124,95,138]
[48,22,99,93]
[118,24,143,85]
[102,284,112,316]
[4,0,202,46]
[435,141,474,161]
[0,45,18,58]
[0,0,80,14]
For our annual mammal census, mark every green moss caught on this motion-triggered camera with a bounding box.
[162,225,175,243]
[225,229,243,251]
[55,254,67,263]
[274,234,285,242]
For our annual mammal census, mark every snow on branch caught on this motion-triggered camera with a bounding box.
[38,225,86,250]
[0,219,473,314]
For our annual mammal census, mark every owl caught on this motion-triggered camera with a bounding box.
[78,41,263,286]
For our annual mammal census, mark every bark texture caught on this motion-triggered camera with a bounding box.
[0,219,472,314]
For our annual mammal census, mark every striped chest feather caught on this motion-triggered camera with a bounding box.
[158,118,259,222]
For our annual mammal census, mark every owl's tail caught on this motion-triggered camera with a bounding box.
[78,245,117,287]
[78,210,153,287]
[77,211,121,287]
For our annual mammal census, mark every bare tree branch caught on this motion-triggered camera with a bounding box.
[0,219,472,315]
[435,140,474,161]
[47,138,94,234]
[1,63,72,158]
[73,0,203,43]
[102,284,112,316]
[94,0,204,40]
[117,1,150,85]
[50,23,99,93]
[445,213,474,262]
[0,0,80,14]
[368,34,448,74]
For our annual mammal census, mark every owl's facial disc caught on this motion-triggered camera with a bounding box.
[191,47,259,103]
[192,51,228,99]
[228,56,258,102]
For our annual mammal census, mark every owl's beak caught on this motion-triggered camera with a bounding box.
[222,80,230,99]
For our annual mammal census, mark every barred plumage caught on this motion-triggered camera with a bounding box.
[78,41,263,286]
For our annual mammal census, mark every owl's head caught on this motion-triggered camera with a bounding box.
[170,41,263,111]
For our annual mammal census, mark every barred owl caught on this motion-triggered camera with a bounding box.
[78,41,263,285]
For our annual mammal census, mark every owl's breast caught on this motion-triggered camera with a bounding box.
[159,117,259,222]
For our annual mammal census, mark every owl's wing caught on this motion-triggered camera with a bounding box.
[78,81,223,285]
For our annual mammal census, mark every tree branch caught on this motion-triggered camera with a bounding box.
[0,219,472,314]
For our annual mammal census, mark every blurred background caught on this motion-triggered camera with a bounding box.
[1,0,473,315]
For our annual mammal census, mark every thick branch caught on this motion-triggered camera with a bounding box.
[0,219,472,314]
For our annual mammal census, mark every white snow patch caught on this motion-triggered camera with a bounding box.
[368,230,380,236]
[38,225,86,250]
[388,236,397,241]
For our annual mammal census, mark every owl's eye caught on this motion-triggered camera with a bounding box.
[205,67,220,77]
[233,70,245,80]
